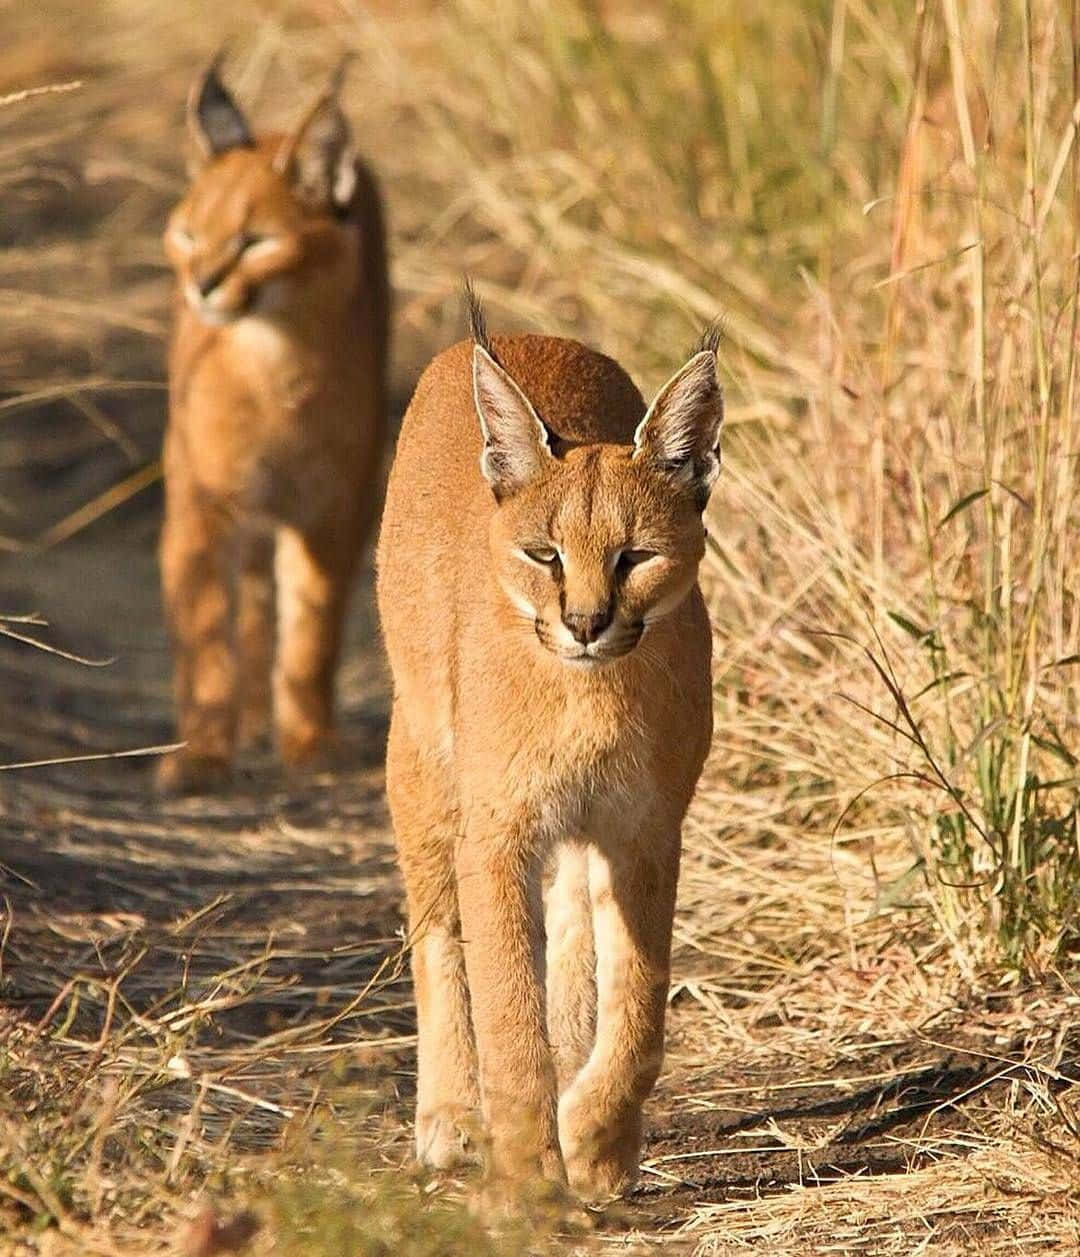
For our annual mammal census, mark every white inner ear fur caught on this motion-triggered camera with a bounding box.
[632,349,723,473]
[473,345,553,490]
[273,98,356,209]
[332,156,357,208]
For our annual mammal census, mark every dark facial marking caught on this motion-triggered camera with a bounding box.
[580,447,600,526]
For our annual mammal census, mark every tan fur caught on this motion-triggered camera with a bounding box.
[377,321,721,1202]
[157,62,389,793]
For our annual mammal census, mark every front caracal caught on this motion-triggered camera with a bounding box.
[377,295,722,1203]
[157,58,389,793]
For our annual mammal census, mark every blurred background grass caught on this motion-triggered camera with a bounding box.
[3,0,1080,1250]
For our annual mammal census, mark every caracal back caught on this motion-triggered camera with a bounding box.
[377,302,722,1204]
[157,58,389,794]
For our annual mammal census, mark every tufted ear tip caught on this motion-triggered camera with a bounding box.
[473,344,554,502]
[632,349,724,508]
[275,92,356,211]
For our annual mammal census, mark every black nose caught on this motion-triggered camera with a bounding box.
[562,606,613,645]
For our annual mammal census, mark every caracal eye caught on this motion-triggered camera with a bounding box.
[240,231,280,258]
[522,546,559,567]
[617,548,658,572]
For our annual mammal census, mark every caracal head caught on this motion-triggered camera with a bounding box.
[164,56,359,327]
[473,339,724,668]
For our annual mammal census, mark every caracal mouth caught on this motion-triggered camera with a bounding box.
[559,652,615,669]
[189,303,241,328]
[534,624,644,667]
[184,287,247,326]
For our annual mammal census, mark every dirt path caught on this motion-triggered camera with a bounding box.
[0,534,419,1212]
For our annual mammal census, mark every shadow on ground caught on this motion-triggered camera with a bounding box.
[0,528,410,1160]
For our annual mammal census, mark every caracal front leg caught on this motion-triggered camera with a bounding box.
[545,841,596,1093]
[236,530,275,749]
[456,817,564,1195]
[558,821,680,1202]
[273,522,354,768]
[157,478,237,794]
[386,708,480,1170]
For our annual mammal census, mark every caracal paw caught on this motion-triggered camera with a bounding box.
[155,750,232,797]
[278,725,335,771]
[416,1106,482,1171]
[559,1093,641,1204]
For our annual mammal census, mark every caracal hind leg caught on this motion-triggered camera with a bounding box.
[273,523,354,768]
[236,530,275,749]
[386,708,480,1170]
[157,480,237,794]
[456,815,564,1194]
[558,826,680,1202]
[545,841,596,1094]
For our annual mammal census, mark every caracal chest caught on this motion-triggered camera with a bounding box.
[466,675,659,833]
[180,315,354,524]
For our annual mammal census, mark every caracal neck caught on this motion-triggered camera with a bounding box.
[189,303,351,361]
[222,312,298,361]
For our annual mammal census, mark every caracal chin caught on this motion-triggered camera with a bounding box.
[376,291,722,1205]
[157,56,389,794]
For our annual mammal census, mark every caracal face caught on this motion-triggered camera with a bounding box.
[165,155,309,325]
[490,447,707,666]
[164,62,361,329]
[475,342,719,667]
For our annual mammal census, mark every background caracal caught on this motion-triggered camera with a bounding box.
[157,59,389,793]
[377,296,722,1202]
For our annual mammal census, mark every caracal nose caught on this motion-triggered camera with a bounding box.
[562,606,613,645]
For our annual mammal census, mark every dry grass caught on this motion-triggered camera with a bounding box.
[2,0,1080,1252]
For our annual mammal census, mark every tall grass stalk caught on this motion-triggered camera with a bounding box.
[859,0,1080,970]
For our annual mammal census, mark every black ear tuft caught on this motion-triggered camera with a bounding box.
[693,318,724,358]
[463,277,495,360]
[188,54,254,158]
[327,52,356,99]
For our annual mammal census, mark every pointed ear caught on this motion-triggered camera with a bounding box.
[473,346,554,501]
[274,95,357,211]
[633,349,724,508]
[188,56,254,160]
